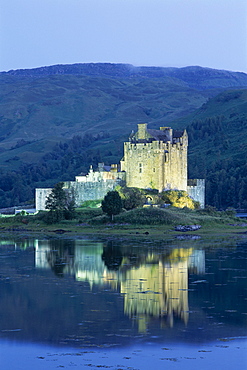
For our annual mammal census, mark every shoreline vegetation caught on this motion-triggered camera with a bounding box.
[0,206,246,241]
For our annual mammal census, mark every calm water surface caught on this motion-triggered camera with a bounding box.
[0,236,246,369]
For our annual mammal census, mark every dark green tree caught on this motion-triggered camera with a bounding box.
[45,182,75,223]
[101,190,122,221]
[117,186,146,210]
[63,193,76,220]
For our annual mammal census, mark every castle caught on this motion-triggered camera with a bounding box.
[36,123,205,210]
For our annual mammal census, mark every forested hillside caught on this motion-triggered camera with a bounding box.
[0,63,247,209]
[183,89,247,209]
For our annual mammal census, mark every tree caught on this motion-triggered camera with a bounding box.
[116,186,146,210]
[101,191,122,221]
[45,182,76,223]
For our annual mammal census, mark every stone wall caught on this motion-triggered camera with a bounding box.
[121,129,187,192]
[35,188,52,211]
[65,179,121,207]
[35,180,123,211]
[187,179,205,208]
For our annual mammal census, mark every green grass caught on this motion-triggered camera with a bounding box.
[79,200,102,208]
[0,206,242,241]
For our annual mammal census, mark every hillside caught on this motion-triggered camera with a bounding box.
[0,63,247,208]
[4,63,247,89]
[0,73,205,151]
[1,64,247,152]
[175,89,247,209]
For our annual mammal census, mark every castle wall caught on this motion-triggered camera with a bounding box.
[35,188,52,211]
[164,141,187,191]
[122,138,187,192]
[123,141,164,190]
[36,180,120,211]
[64,179,121,207]
[187,179,205,208]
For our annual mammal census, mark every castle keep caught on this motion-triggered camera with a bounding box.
[36,123,205,210]
[121,123,188,192]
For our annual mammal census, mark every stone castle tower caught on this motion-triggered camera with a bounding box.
[121,123,188,192]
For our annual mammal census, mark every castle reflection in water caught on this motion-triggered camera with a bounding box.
[34,239,205,332]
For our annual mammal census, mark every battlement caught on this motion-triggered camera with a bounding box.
[124,140,166,150]
[130,123,187,146]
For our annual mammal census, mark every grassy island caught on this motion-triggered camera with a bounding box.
[0,206,246,241]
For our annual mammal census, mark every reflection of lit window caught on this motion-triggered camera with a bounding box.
[139,163,142,173]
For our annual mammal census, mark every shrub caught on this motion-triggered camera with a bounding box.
[196,205,218,216]
[224,207,236,217]
[160,190,198,209]
[116,186,146,210]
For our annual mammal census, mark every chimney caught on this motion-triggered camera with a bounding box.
[138,123,148,139]
[160,127,172,141]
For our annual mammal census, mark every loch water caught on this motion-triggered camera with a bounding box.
[0,236,246,369]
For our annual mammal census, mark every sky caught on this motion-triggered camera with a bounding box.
[0,0,246,73]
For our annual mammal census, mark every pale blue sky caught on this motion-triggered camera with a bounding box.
[0,0,246,72]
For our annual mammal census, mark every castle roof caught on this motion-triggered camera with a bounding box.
[130,124,185,143]
[147,129,184,141]
[146,129,170,141]
[173,130,184,138]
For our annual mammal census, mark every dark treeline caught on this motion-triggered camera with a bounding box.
[187,115,247,209]
[206,161,247,209]
[188,115,226,145]
[189,154,247,209]
[0,131,113,208]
